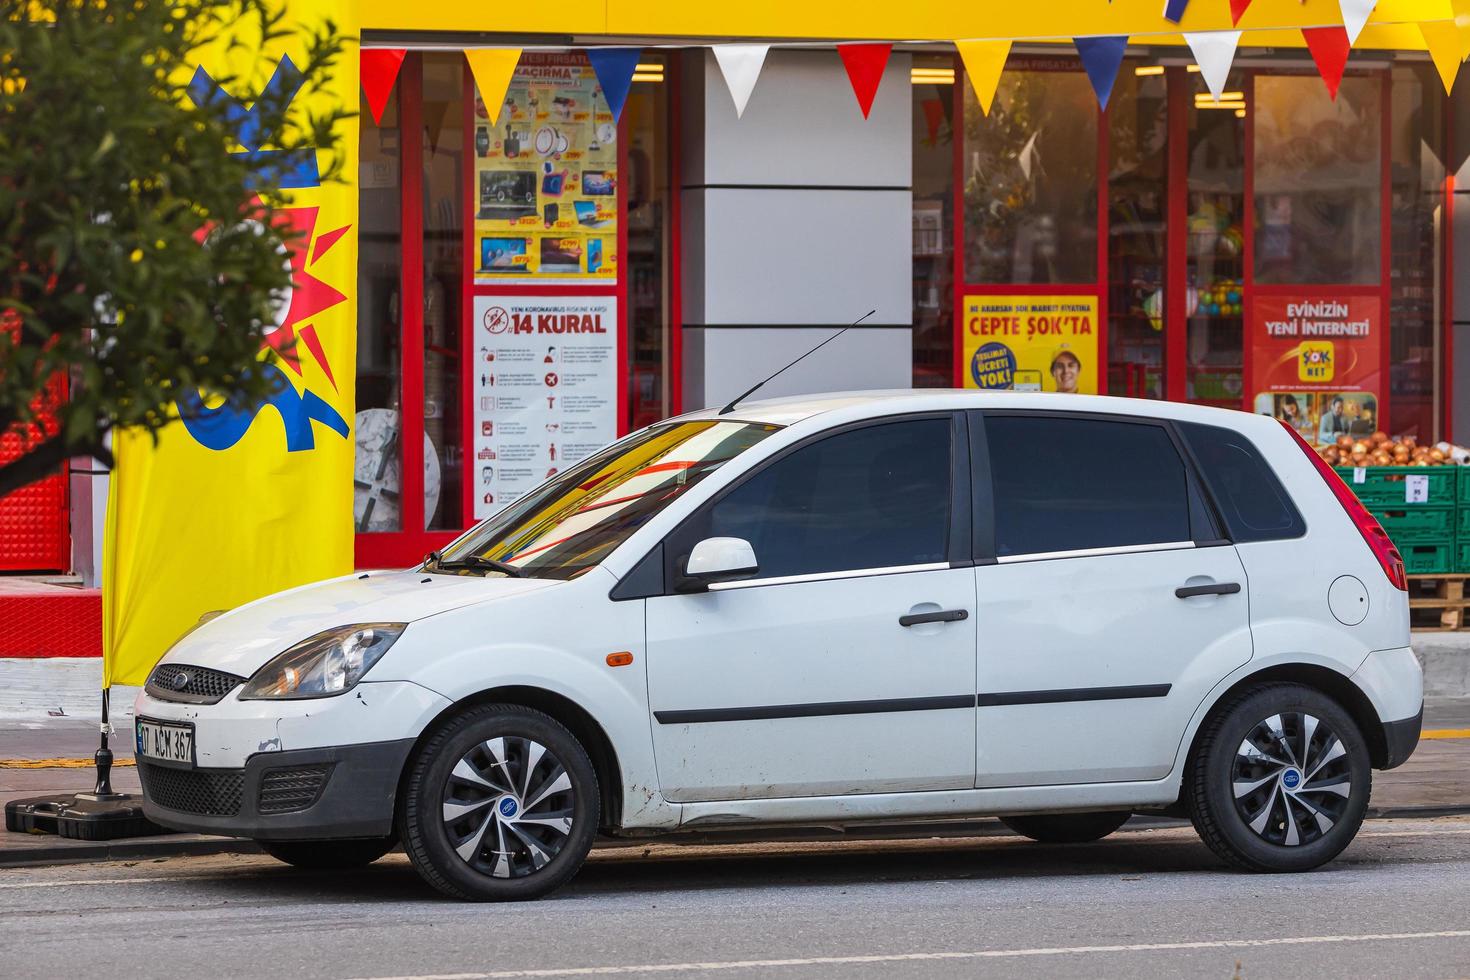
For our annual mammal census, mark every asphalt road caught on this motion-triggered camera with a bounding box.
[3,817,1469,980]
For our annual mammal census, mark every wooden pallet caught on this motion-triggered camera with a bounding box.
[1407,573,1470,631]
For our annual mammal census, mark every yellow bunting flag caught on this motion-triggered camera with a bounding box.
[464,49,522,124]
[1454,0,1470,60]
[1420,21,1461,93]
[956,40,1011,116]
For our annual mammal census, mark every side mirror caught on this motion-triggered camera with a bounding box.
[680,537,759,590]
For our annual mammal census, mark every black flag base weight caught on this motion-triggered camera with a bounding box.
[3,689,170,841]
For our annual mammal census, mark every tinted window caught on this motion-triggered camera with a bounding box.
[986,416,1191,557]
[694,419,952,580]
[1180,422,1305,542]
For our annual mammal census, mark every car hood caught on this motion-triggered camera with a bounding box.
[158,571,559,679]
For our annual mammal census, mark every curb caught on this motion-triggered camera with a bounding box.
[5,806,1469,869]
[0,835,260,868]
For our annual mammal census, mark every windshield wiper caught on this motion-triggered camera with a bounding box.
[424,550,527,578]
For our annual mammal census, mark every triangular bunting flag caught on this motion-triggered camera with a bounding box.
[1419,21,1460,95]
[1301,26,1351,100]
[1454,0,1470,61]
[955,40,1011,116]
[464,49,522,125]
[1229,0,1252,26]
[711,45,769,118]
[1183,30,1242,101]
[1339,0,1377,46]
[360,49,407,125]
[1163,0,1190,24]
[1074,36,1128,110]
[586,48,641,123]
[836,43,893,119]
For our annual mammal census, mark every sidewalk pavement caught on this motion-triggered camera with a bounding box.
[4,699,1468,869]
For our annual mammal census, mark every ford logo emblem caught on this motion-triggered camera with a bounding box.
[1282,769,1302,790]
[498,797,519,818]
[170,672,192,691]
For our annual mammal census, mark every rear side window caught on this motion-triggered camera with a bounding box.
[1179,421,1305,542]
[985,416,1192,557]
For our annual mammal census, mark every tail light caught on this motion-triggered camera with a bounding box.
[1278,420,1407,591]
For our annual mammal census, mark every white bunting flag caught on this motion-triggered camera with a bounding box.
[1339,0,1377,45]
[712,44,770,118]
[1184,30,1243,102]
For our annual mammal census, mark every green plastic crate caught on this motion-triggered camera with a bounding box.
[1335,466,1458,507]
[1458,509,1470,538]
[1460,469,1470,506]
[1399,542,1454,575]
[1375,507,1456,543]
[1457,541,1470,573]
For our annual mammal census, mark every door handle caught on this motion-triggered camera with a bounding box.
[899,609,969,627]
[1175,582,1242,599]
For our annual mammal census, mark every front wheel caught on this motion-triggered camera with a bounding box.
[1185,683,1371,872]
[998,811,1131,843]
[400,704,599,901]
[259,836,396,869]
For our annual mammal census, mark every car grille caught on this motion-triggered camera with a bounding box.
[145,663,245,705]
[257,764,333,814]
[139,763,244,816]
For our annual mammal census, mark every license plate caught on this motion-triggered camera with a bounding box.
[136,719,194,766]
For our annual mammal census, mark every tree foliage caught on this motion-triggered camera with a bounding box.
[0,0,347,498]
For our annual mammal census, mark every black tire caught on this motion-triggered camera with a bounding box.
[400,703,599,901]
[259,836,396,869]
[998,811,1131,843]
[1185,682,1371,873]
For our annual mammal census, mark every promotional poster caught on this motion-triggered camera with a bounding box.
[1250,294,1382,444]
[961,294,1099,394]
[472,53,619,282]
[472,295,618,517]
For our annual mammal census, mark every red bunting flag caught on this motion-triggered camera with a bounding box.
[1301,26,1351,99]
[1229,0,1252,25]
[361,49,407,125]
[836,43,893,119]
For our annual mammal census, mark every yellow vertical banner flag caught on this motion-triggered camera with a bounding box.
[102,0,360,687]
[956,40,1011,116]
[464,48,523,124]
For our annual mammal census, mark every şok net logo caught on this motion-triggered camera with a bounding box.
[178,56,351,454]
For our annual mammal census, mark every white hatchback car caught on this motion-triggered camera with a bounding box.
[134,392,1423,900]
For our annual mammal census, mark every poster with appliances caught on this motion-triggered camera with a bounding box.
[472,53,618,282]
[961,295,1099,393]
[1250,295,1382,445]
[473,296,617,517]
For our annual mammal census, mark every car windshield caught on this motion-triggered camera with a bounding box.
[432,419,781,580]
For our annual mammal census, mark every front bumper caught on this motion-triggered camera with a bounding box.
[139,738,416,840]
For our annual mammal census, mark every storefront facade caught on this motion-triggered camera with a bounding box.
[351,35,1462,567]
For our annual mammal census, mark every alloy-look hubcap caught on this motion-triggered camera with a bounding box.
[1231,712,1352,847]
[441,736,575,878]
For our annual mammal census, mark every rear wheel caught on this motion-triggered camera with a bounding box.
[998,811,1131,844]
[400,703,599,901]
[259,836,396,869]
[1185,683,1371,872]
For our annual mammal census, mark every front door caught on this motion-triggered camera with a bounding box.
[645,415,977,803]
[970,411,1254,787]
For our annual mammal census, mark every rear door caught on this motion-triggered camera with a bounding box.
[970,410,1253,787]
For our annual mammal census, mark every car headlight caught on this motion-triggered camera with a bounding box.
[238,624,406,700]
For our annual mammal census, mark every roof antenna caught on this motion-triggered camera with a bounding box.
[719,310,876,416]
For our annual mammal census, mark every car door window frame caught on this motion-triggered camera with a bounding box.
[648,412,971,595]
[968,409,1230,566]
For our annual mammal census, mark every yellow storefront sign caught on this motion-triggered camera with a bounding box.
[961,294,1099,394]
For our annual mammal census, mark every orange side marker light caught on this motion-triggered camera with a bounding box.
[606,651,634,667]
